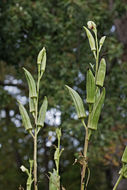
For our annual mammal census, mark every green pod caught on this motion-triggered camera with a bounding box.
[88,88,105,130]
[95,87,100,102]
[83,27,96,52]
[99,36,106,51]
[86,69,95,103]
[23,68,37,98]
[41,47,46,72]
[49,169,60,190]
[96,58,106,87]
[65,85,86,119]
[122,146,127,163]
[29,98,35,113]
[18,101,32,131]
[37,96,48,127]
[37,47,45,65]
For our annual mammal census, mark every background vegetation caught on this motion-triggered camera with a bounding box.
[0,0,127,189]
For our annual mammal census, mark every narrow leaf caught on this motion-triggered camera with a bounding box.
[96,58,106,87]
[88,88,105,130]
[23,68,37,98]
[86,69,95,103]
[18,101,32,131]
[65,85,86,119]
[37,96,48,127]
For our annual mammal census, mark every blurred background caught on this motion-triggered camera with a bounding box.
[0,0,127,189]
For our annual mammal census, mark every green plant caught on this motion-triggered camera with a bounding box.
[18,47,48,190]
[65,21,106,190]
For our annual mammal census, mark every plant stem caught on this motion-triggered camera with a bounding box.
[95,30,99,81]
[34,130,38,190]
[113,175,122,190]
[33,66,41,190]
[81,122,89,190]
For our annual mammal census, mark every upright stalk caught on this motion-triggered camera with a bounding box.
[81,121,89,190]
[113,174,122,190]
[33,65,41,190]
[33,130,38,190]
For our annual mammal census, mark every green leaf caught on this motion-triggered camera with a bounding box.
[86,69,95,103]
[96,58,106,87]
[37,96,48,127]
[88,88,105,130]
[49,169,60,190]
[83,26,96,52]
[18,101,32,131]
[122,146,127,163]
[65,85,86,119]
[23,68,37,98]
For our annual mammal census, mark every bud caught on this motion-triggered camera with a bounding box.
[20,165,27,172]
[87,21,96,30]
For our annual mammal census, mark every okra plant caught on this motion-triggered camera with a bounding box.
[65,21,106,190]
[18,47,48,190]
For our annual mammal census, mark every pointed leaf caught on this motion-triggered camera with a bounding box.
[65,85,86,119]
[88,88,105,130]
[37,96,48,127]
[96,58,106,87]
[86,69,95,103]
[23,68,37,98]
[18,101,32,131]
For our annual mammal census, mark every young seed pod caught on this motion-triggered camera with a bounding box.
[96,58,106,87]
[37,47,45,65]
[88,88,105,130]
[65,85,86,119]
[83,26,96,52]
[99,36,106,52]
[95,87,100,102]
[37,96,48,127]
[86,69,95,103]
[18,101,32,131]
[41,47,46,73]
[122,146,127,163]
[29,97,35,113]
[23,68,37,98]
